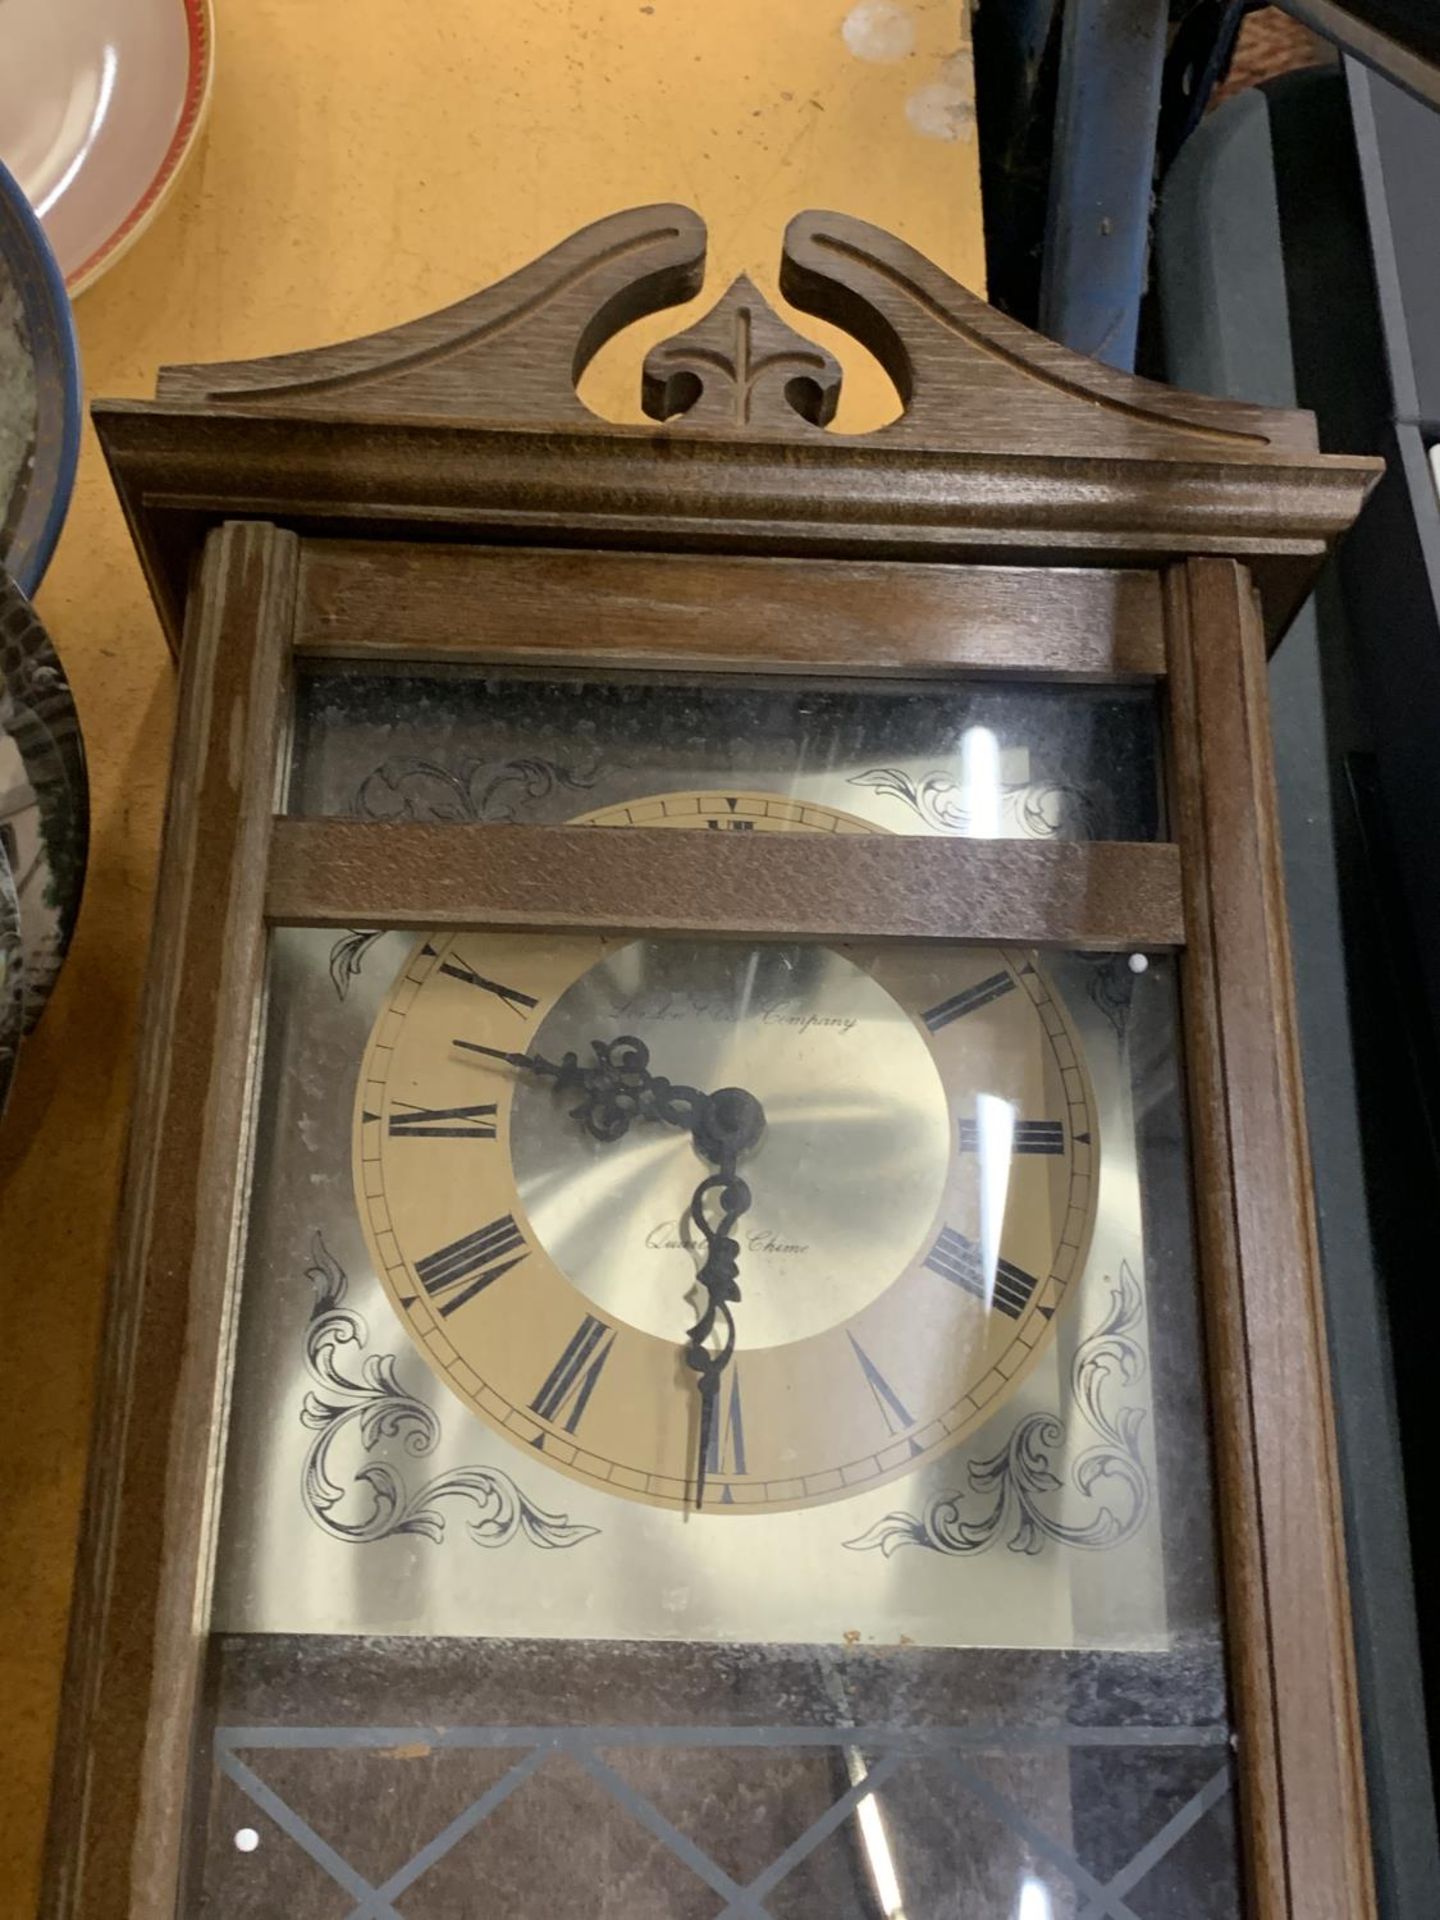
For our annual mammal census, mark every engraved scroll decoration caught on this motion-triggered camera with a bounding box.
[848,765,1102,841]
[328,750,598,1000]
[351,749,598,827]
[843,1264,1149,1558]
[300,1232,598,1551]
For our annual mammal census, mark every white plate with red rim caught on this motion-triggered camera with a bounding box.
[0,0,213,294]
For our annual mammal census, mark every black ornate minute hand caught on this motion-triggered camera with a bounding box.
[453,1033,765,1506]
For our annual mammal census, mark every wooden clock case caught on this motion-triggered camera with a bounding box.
[43,205,1381,1919]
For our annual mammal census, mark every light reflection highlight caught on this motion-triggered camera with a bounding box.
[841,1744,908,1920]
[959,723,1002,837]
[1016,1874,1054,1920]
[36,45,120,219]
[855,1786,906,1918]
[975,1090,1016,1311]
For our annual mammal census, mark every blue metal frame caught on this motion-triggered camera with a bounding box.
[1038,0,1168,371]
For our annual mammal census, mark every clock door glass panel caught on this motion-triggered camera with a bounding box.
[285,664,1162,841]
[193,926,1242,1916]
[191,664,1241,1913]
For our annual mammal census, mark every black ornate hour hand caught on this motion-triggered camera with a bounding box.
[454,1032,766,1506]
[452,1032,708,1142]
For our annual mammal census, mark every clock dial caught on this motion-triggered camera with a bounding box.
[354,793,1099,1511]
[578,789,883,834]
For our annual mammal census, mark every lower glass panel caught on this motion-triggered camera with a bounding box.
[193,1638,1238,1917]
[193,929,1242,1915]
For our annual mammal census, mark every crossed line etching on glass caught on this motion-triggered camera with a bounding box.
[214,1722,1235,1919]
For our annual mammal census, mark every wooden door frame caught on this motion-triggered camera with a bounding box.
[42,527,1374,1920]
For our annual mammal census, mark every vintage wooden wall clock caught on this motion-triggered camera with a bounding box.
[45,207,1382,1917]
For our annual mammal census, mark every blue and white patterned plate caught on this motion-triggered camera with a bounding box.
[0,154,80,597]
[0,570,88,1030]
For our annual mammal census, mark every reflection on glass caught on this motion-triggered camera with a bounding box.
[958,722,1002,837]
[975,1090,1017,1311]
[852,1769,907,1919]
[1017,1875,1054,1920]
[289,668,1162,842]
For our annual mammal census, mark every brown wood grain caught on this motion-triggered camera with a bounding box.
[154,205,710,427]
[264,820,1184,950]
[94,399,1378,657]
[1165,557,1375,1920]
[94,203,1381,656]
[154,204,1314,459]
[39,524,299,1920]
[779,210,1320,455]
[640,272,844,431]
[295,542,1166,677]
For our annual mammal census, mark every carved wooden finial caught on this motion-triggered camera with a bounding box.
[640,275,842,432]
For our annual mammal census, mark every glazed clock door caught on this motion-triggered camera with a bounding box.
[183,660,1246,1918]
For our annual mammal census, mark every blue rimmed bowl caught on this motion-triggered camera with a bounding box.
[0,155,80,596]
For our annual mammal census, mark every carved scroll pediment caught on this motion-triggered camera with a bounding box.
[155,202,1318,458]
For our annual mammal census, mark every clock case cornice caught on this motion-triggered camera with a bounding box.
[91,203,1380,651]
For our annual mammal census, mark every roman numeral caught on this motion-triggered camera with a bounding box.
[923,1226,1040,1320]
[922,972,1016,1032]
[530,1314,617,1433]
[437,956,537,1016]
[958,1117,1064,1155]
[388,1101,498,1140]
[415,1214,526,1317]
[848,1334,916,1439]
[703,1372,748,1492]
